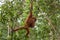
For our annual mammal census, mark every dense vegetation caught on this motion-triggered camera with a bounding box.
[0,0,60,40]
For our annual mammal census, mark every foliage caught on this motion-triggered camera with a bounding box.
[0,0,60,40]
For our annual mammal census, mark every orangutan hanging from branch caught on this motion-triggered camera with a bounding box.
[12,0,36,37]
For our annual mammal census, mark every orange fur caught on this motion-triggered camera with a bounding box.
[12,0,36,37]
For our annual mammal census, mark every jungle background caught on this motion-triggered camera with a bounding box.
[0,0,60,40]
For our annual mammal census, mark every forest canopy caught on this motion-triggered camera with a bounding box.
[0,0,60,40]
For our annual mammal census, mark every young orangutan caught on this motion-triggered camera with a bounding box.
[12,0,36,37]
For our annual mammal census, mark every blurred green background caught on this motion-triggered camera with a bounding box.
[0,0,60,40]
